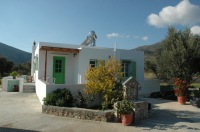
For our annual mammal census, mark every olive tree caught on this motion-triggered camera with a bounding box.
[156,27,200,84]
[0,56,14,77]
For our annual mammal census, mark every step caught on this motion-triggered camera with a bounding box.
[23,85,36,93]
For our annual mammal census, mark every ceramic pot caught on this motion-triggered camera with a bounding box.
[177,96,186,105]
[121,114,133,126]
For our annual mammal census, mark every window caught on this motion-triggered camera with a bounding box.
[122,60,131,78]
[55,60,62,73]
[89,59,98,68]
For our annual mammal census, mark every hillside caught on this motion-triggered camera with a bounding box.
[0,42,31,64]
[134,42,162,56]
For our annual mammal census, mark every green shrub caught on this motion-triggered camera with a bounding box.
[74,90,87,108]
[74,90,95,108]
[101,82,123,110]
[43,88,73,107]
[116,100,134,114]
[10,71,18,77]
[149,92,162,98]
[102,101,112,110]
[190,90,200,98]
[149,91,176,100]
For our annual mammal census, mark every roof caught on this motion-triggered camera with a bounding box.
[40,46,79,53]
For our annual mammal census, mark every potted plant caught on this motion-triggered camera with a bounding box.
[174,78,189,105]
[10,71,18,79]
[115,99,134,126]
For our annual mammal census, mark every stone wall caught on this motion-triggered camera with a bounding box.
[42,105,114,122]
[133,101,148,123]
[42,101,148,123]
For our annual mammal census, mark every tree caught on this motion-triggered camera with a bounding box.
[12,61,31,75]
[144,57,157,77]
[156,27,200,84]
[84,56,123,108]
[0,56,14,77]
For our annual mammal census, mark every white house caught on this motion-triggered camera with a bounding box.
[31,42,160,104]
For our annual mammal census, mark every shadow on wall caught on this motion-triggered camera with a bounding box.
[0,127,39,132]
[137,108,200,131]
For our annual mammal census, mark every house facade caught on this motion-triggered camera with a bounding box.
[32,42,159,104]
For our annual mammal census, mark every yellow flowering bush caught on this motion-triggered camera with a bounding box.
[84,56,123,108]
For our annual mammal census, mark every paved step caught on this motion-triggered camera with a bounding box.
[23,85,35,93]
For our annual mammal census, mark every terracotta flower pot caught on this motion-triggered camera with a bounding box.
[177,96,186,105]
[121,114,133,126]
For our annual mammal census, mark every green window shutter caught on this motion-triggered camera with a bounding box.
[131,61,136,79]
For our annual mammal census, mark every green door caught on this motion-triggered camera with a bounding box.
[53,56,65,84]
[131,61,136,79]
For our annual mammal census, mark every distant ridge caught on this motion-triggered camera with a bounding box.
[134,42,162,56]
[0,42,31,64]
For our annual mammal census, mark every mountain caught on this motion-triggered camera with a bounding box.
[0,42,31,64]
[134,42,162,57]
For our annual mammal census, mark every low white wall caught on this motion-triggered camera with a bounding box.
[2,76,23,92]
[36,78,160,105]
[2,76,12,91]
[138,79,160,97]
[18,78,23,92]
[36,79,47,104]
[36,80,87,105]
[46,84,86,96]
[36,81,100,106]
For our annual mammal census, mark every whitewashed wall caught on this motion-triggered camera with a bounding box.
[2,76,12,91]
[36,43,80,85]
[33,42,158,104]
[2,77,23,92]
[119,49,144,81]
[36,80,91,105]
[78,47,113,84]
[31,45,36,76]
[78,47,144,84]
[35,42,144,85]
[36,79,160,105]
[139,79,160,97]
[35,79,47,104]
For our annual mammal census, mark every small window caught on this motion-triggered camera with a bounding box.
[89,59,98,68]
[55,59,62,73]
[122,60,131,78]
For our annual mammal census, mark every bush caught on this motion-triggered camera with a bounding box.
[190,90,200,98]
[74,90,87,108]
[102,101,113,110]
[149,92,162,98]
[43,88,73,107]
[149,90,176,100]
[74,90,95,108]
[101,82,124,110]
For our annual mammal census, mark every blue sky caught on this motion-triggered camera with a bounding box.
[0,0,200,52]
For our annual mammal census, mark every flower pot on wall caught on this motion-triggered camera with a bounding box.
[177,96,186,105]
[121,114,133,126]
